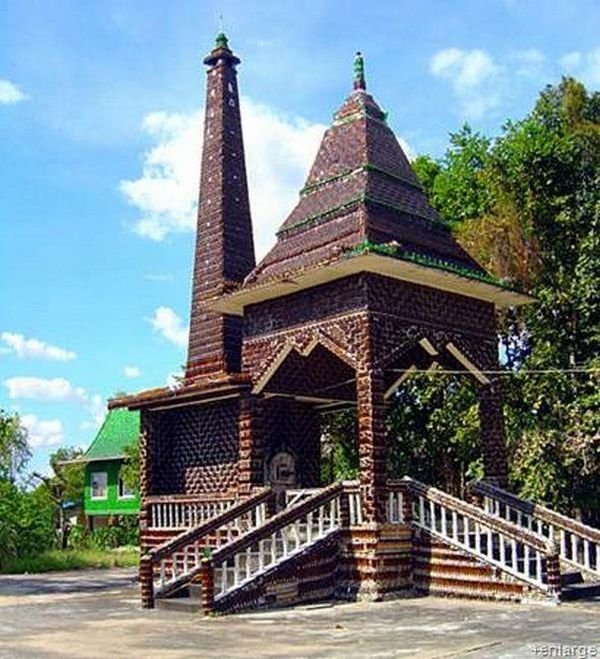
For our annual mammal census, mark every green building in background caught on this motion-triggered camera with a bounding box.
[82,408,140,529]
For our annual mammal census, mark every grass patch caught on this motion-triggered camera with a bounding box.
[1,547,139,574]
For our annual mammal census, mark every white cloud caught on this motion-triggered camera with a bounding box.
[124,365,141,378]
[20,414,64,448]
[0,79,27,104]
[89,394,105,427]
[430,48,502,120]
[513,49,546,78]
[4,377,87,402]
[79,393,106,432]
[120,98,326,257]
[148,306,188,348]
[1,332,76,361]
[559,48,600,87]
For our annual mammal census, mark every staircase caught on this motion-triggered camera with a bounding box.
[138,478,600,613]
[469,480,600,602]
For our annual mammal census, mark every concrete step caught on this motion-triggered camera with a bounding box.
[413,565,494,581]
[155,596,201,613]
[561,581,600,601]
[183,583,202,599]
[561,570,584,586]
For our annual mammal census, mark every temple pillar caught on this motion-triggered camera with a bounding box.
[478,377,509,488]
[237,394,264,494]
[356,366,388,524]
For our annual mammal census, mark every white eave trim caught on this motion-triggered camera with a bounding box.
[208,253,534,316]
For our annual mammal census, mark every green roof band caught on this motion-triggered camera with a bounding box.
[347,240,521,292]
[278,193,444,237]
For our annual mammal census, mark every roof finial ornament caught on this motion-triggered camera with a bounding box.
[215,14,229,50]
[353,51,366,91]
[215,30,229,50]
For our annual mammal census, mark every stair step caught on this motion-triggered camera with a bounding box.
[184,583,202,599]
[561,571,584,586]
[413,567,501,583]
[155,596,201,613]
[561,582,600,601]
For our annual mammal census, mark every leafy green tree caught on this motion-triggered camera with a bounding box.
[412,77,599,522]
[121,441,140,493]
[0,410,30,482]
[0,481,55,569]
[32,447,85,549]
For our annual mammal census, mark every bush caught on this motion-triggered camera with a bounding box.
[67,516,139,551]
[1,548,139,574]
[0,481,56,569]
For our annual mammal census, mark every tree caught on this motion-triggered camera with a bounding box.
[412,77,600,522]
[120,441,140,493]
[32,447,85,549]
[0,410,30,483]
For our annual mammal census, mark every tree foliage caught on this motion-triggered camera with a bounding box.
[324,77,600,522]
[0,410,31,482]
[120,441,140,493]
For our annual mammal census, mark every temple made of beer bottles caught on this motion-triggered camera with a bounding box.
[111,35,599,613]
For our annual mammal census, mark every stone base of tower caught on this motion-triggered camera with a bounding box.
[337,524,413,601]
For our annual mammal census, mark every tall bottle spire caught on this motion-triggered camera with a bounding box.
[185,34,255,381]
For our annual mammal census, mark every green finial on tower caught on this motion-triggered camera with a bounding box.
[215,31,229,50]
[353,51,366,91]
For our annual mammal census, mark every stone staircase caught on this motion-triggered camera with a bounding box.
[470,480,600,602]
[138,478,599,614]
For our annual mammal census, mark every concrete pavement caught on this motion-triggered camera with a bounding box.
[0,568,598,658]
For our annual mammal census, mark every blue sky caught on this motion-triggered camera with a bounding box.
[1,0,599,474]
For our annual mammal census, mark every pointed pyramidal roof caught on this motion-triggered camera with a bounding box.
[211,52,533,314]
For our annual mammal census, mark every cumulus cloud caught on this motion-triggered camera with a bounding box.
[124,365,141,378]
[513,49,546,78]
[4,377,87,402]
[559,48,600,87]
[1,332,76,361]
[20,414,64,448]
[148,306,188,348]
[120,98,326,257]
[0,79,27,104]
[430,48,502,119]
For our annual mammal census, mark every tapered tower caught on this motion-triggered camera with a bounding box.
[185,33,255,381]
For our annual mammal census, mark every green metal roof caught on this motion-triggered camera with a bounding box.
[83,408,140,462]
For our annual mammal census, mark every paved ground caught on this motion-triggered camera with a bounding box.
[0,569,598,659]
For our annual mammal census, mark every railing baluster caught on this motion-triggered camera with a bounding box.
[523,544,531,578]
[584,539,591,570]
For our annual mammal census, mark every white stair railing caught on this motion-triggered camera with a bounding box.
[471,480,600,577]
[147,496,235,530]
[147,488,272,599]
[208,482,343,606]
[392,477,559,594]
